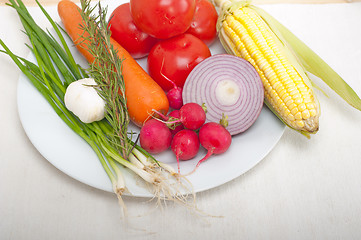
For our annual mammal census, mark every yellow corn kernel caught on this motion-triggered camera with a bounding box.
[290,89,299,96]
[298,103,307,112]
[285,98,293,107]
[309,109,317,117]
[288,103,298,112]
[291,107,299,116]
[286,85,297,93]
[294,112,302,120]
[302,110,311,119]
[296,120,305,128]
[298,86,308,93]
[306,103,315,110]
[294,98,303,105]
[279,89,288,99]
[292,92,302,99]
[303,98,312,104]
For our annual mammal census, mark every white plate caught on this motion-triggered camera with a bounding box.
[17,0,285,197]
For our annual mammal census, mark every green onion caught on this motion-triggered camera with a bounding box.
[1,0,193,212]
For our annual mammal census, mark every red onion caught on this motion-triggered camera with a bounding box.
[182,54,264,135]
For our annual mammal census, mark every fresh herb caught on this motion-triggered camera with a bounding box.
[79,0,132,159]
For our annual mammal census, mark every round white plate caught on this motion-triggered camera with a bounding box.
[17,1,285,197]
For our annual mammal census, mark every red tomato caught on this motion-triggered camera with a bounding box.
[186,0,218,45]
[148,33,211,92]
[129,0,196,39]
[108,3,158,59]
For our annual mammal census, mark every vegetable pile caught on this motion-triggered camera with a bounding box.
[108,0,217,110]
[59,0,170,127]
[1,0,361,213]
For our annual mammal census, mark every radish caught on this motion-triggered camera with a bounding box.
[160,70,184,110]
[189,122,232,174]
[178,102,206,130]
[153,102,206,130]
[167,85,183,110]
[167,110,184,135]
[139,119,172,154]
[171,129,200,174]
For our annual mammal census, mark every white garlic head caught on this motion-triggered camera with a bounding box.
[64,78,106,123]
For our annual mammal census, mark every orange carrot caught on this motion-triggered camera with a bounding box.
[58,0,169,127]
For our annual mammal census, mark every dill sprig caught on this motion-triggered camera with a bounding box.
[79,0,131,159]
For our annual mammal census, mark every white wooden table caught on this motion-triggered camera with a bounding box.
[1,1,361,239]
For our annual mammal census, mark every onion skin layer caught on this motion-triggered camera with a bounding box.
[182,54,264,135]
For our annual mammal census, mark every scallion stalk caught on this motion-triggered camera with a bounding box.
[1,0,192,209]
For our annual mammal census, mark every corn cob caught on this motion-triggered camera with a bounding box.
[212,0,320,135]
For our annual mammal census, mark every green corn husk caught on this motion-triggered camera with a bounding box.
[252,5,361,111]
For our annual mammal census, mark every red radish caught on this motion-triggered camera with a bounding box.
[189,122,232,174]
[178,102,206,130]
[153,102,206,130]
[139,119,172,154]
[168,110,184,135]
[171,129,200,174]
[160,71,184,110]
[151,109,184,135]
[167,86,183,110]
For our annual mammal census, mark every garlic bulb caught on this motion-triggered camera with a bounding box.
[64,78,106,123]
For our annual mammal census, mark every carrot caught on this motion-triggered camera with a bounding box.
[57,0,169,127]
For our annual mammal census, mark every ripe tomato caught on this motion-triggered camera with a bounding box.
[186,0,218,45]
[129,0,196,39]
[108,3,158,59]
[148,33,211,92]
